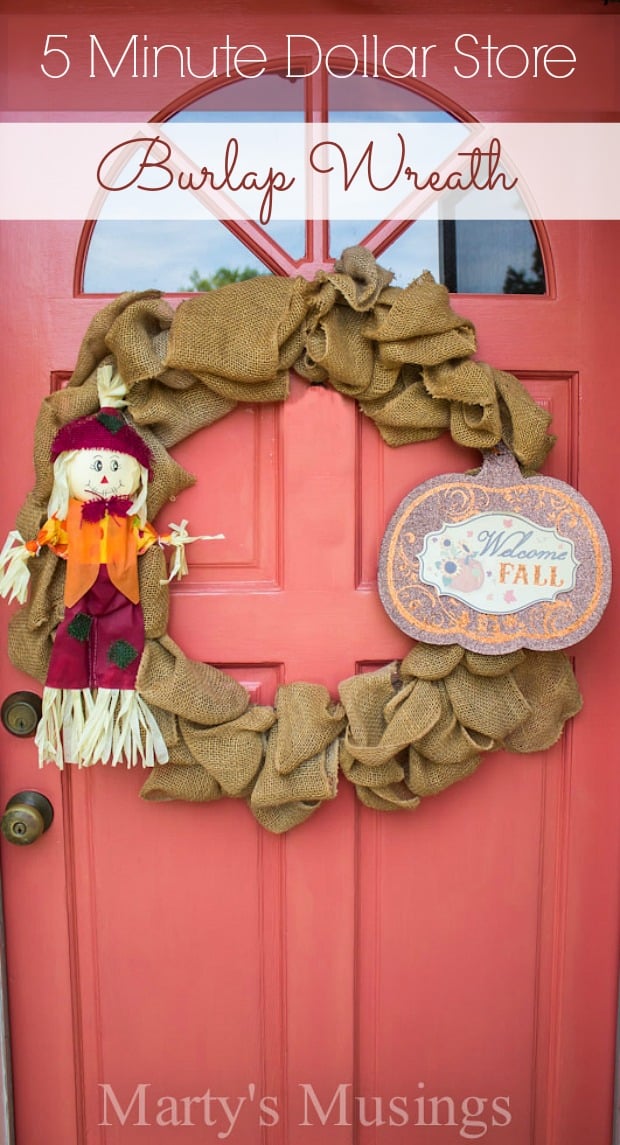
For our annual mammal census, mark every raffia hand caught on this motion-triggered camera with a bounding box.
[159,520,225,584]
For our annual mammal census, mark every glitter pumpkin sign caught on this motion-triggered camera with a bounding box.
[378,449,611,655]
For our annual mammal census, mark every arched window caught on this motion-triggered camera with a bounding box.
[81,70,546,295]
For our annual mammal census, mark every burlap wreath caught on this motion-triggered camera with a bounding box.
[9,247,582,832]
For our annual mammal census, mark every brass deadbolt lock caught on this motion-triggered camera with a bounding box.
[1,792,54,847]
[1,692,42,737]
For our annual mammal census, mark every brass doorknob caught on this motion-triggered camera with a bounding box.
[1,792,54,846]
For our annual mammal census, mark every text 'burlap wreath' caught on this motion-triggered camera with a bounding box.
[1,247,611,833]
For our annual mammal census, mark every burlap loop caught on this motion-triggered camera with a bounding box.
[493,368,555,470]
[339,670,442,769]
[338,666,442,809]
[407,746,480,797]
[355,782,421,812]
[103,297,175,387]
[360,370,451,448]
[413,684,494,767]
[336,642,581,810]
[450,402,503,452]
[164,274,309,399]
[443,664,531,740]
[254,727,339,806]
[366,272,476,364]
[401,642,465,679]
[464,649,526,677]
[130,376,236,449]
[16,492,54,547]
[425,360,506,451]
[250,798,328,835]
[4,545,63,684]
[339,748,407,790]
[326,245,394,311]
[138,545,169,639]
[7,247,585,832]
[250,731,339,833]
[339,663,396,755]
[68,292,165,388]
[8,610,52,685]
[176,706,276,796]
[271,683,345,775]
[136,637,249,726]
[504,650,583,752]
[141,762,222,804]
[303,307,378,397]
[223,684,344,834]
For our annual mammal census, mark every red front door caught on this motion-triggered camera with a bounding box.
[1,5,618,1144]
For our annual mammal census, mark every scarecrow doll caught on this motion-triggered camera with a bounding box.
[0,366,222,769]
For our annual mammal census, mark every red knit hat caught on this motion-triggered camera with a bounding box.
[51,408,153,476]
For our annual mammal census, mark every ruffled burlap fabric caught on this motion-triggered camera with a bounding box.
[10,247,582,832]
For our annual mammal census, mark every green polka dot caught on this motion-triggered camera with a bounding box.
[67,613,93,642]
[108,640,140,670]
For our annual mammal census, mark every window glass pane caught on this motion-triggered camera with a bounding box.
[327,78,453,259]
[83,220,270,293]
[82,75,305,293]
[177,73,304,114]
[445,220,545,294]
[82,71,547,296]
[329,218,442,285]
[329,219,381,257]
[371,221,442,286]
[374,216,544,294]
[328,75,453,120]
[327,75,545,294]
[169,76,306,258]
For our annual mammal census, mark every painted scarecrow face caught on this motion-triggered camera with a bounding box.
[67,449,141,502]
